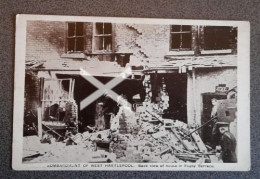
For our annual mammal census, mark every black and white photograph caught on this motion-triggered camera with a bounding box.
[12,15,250,171]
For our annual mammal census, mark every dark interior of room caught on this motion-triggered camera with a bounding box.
[150,73,187,123]
[57,74,145,132]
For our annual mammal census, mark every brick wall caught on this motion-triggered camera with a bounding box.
[26,22,237,64]
[26,21,66,62]
[187,67,237,125]
[114,24,170,63]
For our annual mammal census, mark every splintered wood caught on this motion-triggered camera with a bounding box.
[107,114,210,163]
[45,110,209,163]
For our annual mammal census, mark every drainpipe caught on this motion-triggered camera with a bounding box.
[192,67,197,124]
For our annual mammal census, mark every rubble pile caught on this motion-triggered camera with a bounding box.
[34,85,212,163]
[58,111,210,163]
[109,118,209,163]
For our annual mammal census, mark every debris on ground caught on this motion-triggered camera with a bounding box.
[23,106,221,163]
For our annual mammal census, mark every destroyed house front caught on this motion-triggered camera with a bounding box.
[23,21,238,163]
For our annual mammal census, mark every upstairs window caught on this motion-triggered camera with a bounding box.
[203,26,234,50]
[67,22,84,52]
[94,23,112,52]
[170,25,192,50]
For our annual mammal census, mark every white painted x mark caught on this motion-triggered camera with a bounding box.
[79,67,132,110]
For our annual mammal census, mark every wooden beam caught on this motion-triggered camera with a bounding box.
[191,131,208,153]
[37,108,42,138]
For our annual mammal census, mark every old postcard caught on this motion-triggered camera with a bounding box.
[13,15,250,171]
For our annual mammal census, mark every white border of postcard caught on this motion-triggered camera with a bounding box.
[13,14,250,171]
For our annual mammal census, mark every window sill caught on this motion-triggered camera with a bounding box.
[167,50,195,56]
[85,51,133,56]
[200,49,232,55]
[61,53,86,59]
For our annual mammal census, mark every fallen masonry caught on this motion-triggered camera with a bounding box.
[23,108,221,163]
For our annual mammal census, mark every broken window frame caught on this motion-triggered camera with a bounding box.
[66,22,85,53]
[93,22,113,52]
[170,25,192,51]
[41,78,75,122]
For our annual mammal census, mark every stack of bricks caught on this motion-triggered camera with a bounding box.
[118,111,128,134]
[153,77,169,113]
[143,75,152,103]
[139,75,153,121]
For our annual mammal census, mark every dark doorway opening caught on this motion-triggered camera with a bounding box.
[201,93,227,147]
[150,73,187,123]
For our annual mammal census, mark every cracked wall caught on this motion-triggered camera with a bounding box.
[114,23,171,64]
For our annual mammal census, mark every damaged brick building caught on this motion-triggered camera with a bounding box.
[24,20,238,156]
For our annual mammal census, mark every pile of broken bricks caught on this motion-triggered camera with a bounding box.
[62,110,215,163]
[111,117,212,163]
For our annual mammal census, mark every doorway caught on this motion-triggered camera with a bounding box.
[201,93,227,146]
[150,73,187,123]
